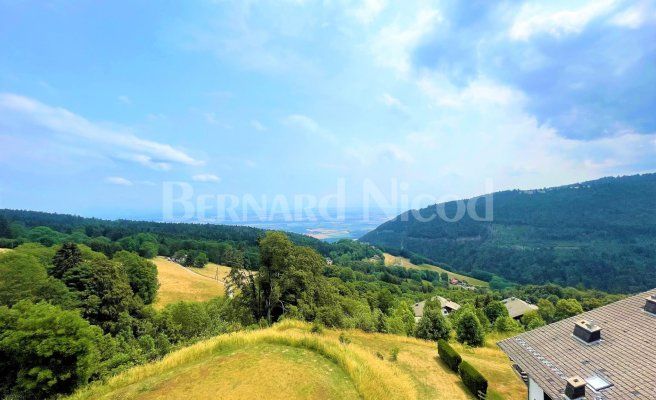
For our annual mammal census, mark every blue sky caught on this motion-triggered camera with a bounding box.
[0,0,655,218]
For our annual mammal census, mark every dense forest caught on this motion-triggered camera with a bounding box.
[361,173,656,293]
[0,209,380,269]
[0,209,622,399]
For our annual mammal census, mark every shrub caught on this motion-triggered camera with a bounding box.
[459,361,488,397]
[437,339,462,372]
[493,316,524,333]
[389,347,399,362]
[339,332,351,345]
[310,322,324,334]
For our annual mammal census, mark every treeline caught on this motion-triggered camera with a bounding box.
[0,209,381,269]
[362,173,656,293]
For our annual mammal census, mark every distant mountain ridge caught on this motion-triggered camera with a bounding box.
[361,173,656,293]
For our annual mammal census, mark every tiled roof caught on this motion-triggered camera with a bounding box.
[412,296,461,318]
[498,289,656,400]
[502,297,539,319]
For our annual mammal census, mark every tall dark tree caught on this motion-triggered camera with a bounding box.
[0,215,11,238]
[51,242,82,279]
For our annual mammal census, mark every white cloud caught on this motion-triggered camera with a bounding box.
[192,173,221,183]
[611,2,656,28]
[120,154,172,171]
[118,95,131,105]
[380,92,408,112]
[284,114,320,132]
[0,93,201,168]
[510,0,619,41]
[105,176,133,186]
[346,142,414,165]
[283,114,336,142]
[251,119,267,131]
[350,0,386,24]
[370,7,441,74]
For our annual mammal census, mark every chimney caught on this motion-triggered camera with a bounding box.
[565,376,586,400]
[573,320,601,344]
[645,295,656,315]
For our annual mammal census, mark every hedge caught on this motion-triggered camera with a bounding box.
[459,361,488,397]
[437,339,461,372]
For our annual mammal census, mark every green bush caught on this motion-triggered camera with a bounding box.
[459,361,488,397]
[437,339,462,372]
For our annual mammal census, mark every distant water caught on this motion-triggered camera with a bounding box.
[117,207,399,242]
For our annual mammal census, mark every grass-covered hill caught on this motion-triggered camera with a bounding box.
[65,320,526,400]
[361,173,656,293]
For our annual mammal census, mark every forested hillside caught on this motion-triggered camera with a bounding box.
[361,173,656,293]
[0,209,380,269]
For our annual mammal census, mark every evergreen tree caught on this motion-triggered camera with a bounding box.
[51,242,82,279]
[0,215,11,238]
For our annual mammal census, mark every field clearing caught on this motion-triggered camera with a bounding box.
[0,248,11,253]
[188,262,232,282]
[383,253,488,287]
[68,321,524,400]
[153,257,224,308]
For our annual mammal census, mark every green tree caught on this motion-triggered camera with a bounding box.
[387,302,415,336]
[483,300,508,323]
[193,252,209,268]
[521,311,546,330]
[0,301,102,398]
[0,252,77,308]
[456,310,485,347]
[415,308,451,341]
[537,299,556,323]
[113,251,159,305]
[62,259,137,333]
[555,298,583,320]
[0,215,11,238]
[138,241,158,259]
[52,242,83,279]
[493,316,524,333]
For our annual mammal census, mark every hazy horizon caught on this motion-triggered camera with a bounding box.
[1,1,655,216]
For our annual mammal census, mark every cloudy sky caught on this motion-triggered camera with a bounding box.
[0,0,655,218]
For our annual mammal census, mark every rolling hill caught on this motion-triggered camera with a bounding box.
[362,173,656,293]
[65,320,525,400]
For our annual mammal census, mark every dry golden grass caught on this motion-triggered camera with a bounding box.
[66,320,524,400]
[153,257,224,309]
[66,321,416,400]
[383,253,488,287]
[188,262,232,282]
[277,323,525,400]
[0,248,11,253]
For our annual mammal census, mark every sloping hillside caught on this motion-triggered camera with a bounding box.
[66,321,525,400]
[383,253,488,287]
[362,173,656,293]
[153,257,224,308]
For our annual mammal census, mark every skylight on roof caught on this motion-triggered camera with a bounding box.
[586,375,613,391]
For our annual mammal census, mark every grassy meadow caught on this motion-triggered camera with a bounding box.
[383,253,489,287]
[66,320,525,400]
[153,257,224,308]
[188,262,232,282]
